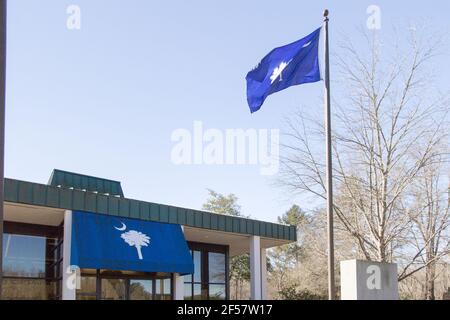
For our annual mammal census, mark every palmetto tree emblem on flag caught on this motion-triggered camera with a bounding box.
[270,58,294,84]
[270,61,288,84]
[116,225,150,260]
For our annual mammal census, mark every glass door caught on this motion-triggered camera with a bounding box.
[183,242,229,300]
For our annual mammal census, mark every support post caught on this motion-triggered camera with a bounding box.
[250,236,261,300]
[174,274,184,300]
[62,210,76,300]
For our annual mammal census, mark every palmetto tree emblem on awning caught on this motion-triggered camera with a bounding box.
[114,222,151,260]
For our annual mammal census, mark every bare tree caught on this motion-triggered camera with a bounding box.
[268,207,356,299]
[399,162,450,298]
[279,27,449,284]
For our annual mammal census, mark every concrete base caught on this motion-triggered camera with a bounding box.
[340,259,399,300]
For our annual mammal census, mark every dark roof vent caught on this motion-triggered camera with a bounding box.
[48,169,124,197]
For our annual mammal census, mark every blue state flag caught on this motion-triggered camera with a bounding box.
[246,27,322,113]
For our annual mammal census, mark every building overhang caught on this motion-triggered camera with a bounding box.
[4,202,292,258]
[183,226,292,256]
[4,202,65,226]
[4,172,297,250]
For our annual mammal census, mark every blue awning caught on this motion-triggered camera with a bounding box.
[70,211,194,275]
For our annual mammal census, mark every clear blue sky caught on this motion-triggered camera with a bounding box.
[5,1,450,222]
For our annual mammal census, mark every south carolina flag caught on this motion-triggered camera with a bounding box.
[245,27,322,113]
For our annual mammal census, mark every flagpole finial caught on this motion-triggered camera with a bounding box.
[323,9,329,19]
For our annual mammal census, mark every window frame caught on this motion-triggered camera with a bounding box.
[2,221,63,300]
[76,269,173,300]
[184,241,229,300]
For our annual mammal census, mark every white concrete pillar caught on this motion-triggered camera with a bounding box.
[250,236,261,300]
[174,274,185,300]
[260,248,267,299]
[62,210,76,300]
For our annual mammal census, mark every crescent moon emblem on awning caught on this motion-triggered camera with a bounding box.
[114,222,126,231]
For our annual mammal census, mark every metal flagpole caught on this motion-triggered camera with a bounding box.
[323,9,335,300]
[0,0,6,300]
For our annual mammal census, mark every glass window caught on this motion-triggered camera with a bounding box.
[193,251,201,283]
[164,278,171,299]
[184,243,228,300]
[129,279,153,300]
[193,283,202,300]
[76,276,97,298]
[101,278,126,300]
[208,252,226,283]
[209,284,226,300]
[155,278,171,300]
[184,250,193,283]
[2,234,48,278]
[1,278,56,300]
[1,227,62,300]
[76,270,173,300]
[183,274,192,283]
[184,283,192,300]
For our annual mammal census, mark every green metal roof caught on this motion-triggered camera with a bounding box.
[4,177,296,242]
[48,169,124,197]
